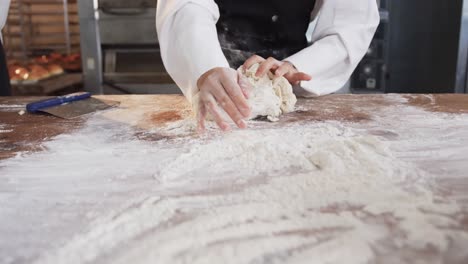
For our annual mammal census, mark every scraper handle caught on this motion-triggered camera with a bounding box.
[26,92,92,113]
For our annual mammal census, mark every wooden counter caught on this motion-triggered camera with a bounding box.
[1,94,466,160]
[0,94,468,264]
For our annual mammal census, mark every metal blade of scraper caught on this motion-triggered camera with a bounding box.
[39,97,120,119]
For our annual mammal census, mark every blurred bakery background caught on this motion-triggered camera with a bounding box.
[1,0,467,96]
[2,0,83,96]
[1,0,175,96]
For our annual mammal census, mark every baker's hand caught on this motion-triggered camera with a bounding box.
[243,55,312,85]
[196,67,252,132]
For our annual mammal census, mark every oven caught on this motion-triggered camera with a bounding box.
[78,0,178,94]
[351,0,468,94]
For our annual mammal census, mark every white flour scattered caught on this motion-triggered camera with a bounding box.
[35,122,468,264]
[1,95,468,264]
[0,124,12,133]
[0,104,24,108]
[0,104,25,113]
[0,128,13,133]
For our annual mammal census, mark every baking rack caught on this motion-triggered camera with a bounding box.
[2,0,83,95]
[2,0,80,62]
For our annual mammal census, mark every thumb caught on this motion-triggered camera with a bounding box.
[289,72,312,85]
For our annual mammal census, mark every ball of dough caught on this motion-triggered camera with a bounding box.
[241,63,297,121]
[193,63,297,122]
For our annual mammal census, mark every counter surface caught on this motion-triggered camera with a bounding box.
[1,94,468,264]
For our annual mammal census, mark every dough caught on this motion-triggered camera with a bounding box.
[242,63,297,121]
[193,63,297,122]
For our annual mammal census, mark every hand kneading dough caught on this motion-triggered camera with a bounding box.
[193,63,297,122]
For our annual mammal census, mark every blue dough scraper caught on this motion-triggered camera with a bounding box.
[26,92,119,119]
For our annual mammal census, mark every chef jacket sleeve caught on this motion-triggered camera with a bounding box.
[156,0,229,103]
[0,0,11,42]
[285,0,380,96]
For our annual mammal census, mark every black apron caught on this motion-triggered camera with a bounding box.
[215,0,316,68]
[0,41,11,96]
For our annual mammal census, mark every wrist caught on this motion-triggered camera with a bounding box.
[197,67,222,88]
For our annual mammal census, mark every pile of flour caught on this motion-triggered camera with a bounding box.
[2,94,468,264]
[24,118,468,264]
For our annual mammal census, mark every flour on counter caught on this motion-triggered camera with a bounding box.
[32,126,468,263]
[0,123,12,133]
[1,95,468,264]
[0,104,24,108]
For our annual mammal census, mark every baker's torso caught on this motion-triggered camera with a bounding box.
[215,0,316,67]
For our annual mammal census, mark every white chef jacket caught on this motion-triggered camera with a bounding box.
[157,0,380,102]
[0,0,10,42]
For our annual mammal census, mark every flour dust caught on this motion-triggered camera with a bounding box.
[1,98,468,264]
